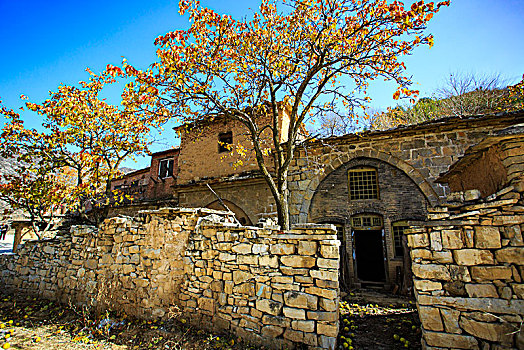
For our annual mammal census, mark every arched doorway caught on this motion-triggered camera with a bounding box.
[308,156,428,290]
[205,199,253,226]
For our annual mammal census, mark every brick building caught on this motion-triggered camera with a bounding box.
[111,111,524,290]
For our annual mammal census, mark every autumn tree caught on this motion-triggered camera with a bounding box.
[0,68,162,227]
[118,0,449,229]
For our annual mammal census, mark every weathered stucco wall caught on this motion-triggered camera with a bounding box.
[0,208,340,350]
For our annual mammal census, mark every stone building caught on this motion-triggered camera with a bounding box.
[111,110,524,291]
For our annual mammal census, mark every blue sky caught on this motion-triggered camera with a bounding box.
[0,0,523,169]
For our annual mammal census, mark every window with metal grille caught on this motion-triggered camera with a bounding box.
[348,168,378,200]
[392,222,408,258]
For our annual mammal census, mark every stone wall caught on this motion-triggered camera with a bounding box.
[406,135,524,349]
[0,208,340,350]
[288,113,524,224]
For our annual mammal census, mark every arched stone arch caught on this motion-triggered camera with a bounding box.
[297,149,439,223]
[205,199,252,226]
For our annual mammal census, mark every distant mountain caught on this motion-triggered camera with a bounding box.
[119,167,136,175]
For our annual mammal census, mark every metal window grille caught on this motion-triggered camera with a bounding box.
[348,168,378,200]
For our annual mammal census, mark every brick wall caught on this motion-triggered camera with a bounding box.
[0,208,340,350]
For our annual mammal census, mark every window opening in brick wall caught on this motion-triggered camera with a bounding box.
[351,214,382,229]
[158,158,174,179]
[348,167,379,200]
[218,131,233,153]
[392,221,408,258]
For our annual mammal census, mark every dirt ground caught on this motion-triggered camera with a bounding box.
[0,291,421,349]
[339,289,421,350]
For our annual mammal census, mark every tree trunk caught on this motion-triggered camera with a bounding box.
[275,191,290,231]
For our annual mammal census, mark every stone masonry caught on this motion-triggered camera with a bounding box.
[0,208,340,350]
[406,134,524,349]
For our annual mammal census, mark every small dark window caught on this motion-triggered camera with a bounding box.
[218,131,233,153]
[392,222,408,258]
[130,180,139,187]
[158,158,174,178]
[348,168,379,200]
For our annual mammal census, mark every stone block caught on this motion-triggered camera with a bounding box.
[303,332,318,347]
[261,315,290,327]
[306,311,337,322]
[259,255,278,267]
[453,249,494,266]
[503,225,523,246]
[495,247,524,264]
[261,325,284,338]
[423,330,478,349]
[198,297,215,312]
[238,255,258,265]
[310,269,338,281]
[233,270,253,284]
[412,263,451,280]
[430,232,443,251]
[252,244,268,254]
[414,279,442,292]
[281,256,316,268]
[419,306,444,331]
[408,233,429,248]
[291,320,315,333]
[470,266,512,281]
[319,298,337,312]
[432,251,453,263]
[441,230,464,249]
[298,241,317,256]
[317,323,338,337]
[474,226,501,249]
[460,317,515,344]
[320,245,338,258]
[440,308,461,334]
[283,307,306,320]
[233,282,255,296]
[493,215,524,225]
[283,328,304,343]
[305,286,337,299]
[317,258,338,269]
[270,243,295,255]
[465,283,498,298]
[231,243,252,254]
[411,249,432,260]
[284,291,318,309]
[256,299,283,316]
[318,335,336,350]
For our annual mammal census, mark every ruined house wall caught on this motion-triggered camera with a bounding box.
[406,137,524,350]
[177,117,273,183]
[0,208,340,350]
[176,178,276,225]
[144,149,179,200]
[288,115,524,224]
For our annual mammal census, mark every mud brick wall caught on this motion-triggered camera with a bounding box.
[407,181,524,349]
[0,208,340,350]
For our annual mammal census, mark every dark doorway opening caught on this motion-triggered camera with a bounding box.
[354,229,386,283]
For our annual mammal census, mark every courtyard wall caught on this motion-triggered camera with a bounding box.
[406,135,524,350]
[0,208,340,350]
